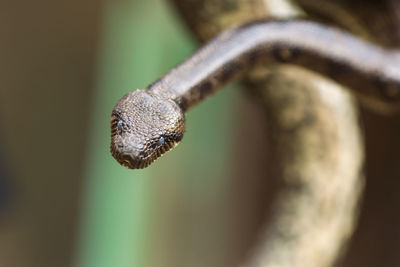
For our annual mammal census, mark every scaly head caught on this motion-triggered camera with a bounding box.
[110,90,185,169]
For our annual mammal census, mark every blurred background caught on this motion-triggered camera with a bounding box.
[0,0,400,267]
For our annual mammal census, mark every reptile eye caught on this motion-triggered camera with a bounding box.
[117,120,123,131]
[156,136,165,146]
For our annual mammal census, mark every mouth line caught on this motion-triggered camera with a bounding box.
[111,141,177,169]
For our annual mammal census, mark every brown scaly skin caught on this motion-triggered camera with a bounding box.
[110,19,400,169]
[111,90,184,169]
[296,0,400,48]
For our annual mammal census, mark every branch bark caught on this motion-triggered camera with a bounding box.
[171,0,365,266]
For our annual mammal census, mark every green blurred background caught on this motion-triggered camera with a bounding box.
[76,1,240,266]
[1,0,400,267]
